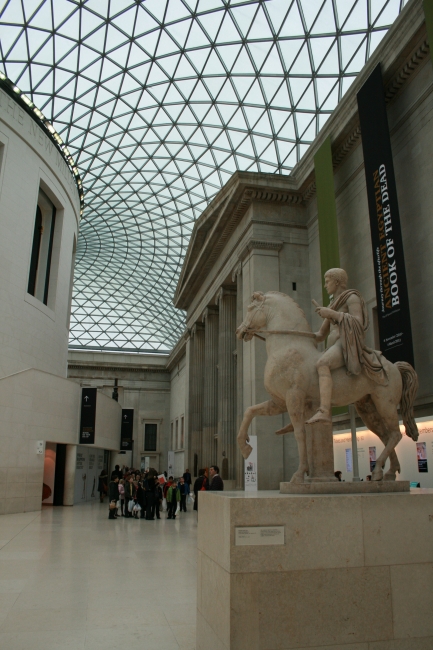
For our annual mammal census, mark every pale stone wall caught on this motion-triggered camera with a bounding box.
[0,90,80,513]
[68,350,171,474]
[0,88,80,379]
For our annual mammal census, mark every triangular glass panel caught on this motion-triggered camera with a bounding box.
[247,41,273,72]
[310,0,337,35]
[340,33,366,71]
[166,18,192,48]
[247,6,273,41]
[231,47,255,75]
[373,0,400,28]
[341,1,368,32]
[215,43,242,71]
[186,20,210,49]
[279,3,305,38]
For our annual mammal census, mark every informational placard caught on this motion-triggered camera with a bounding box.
[235,526,285,546]
[120,408,134,451]
[369,446,377,472]
[79,387,97,444]
[168,450,175,478]
[357,64,414,366]
[416,442,428,473]
[345,448,353,473]
[244,435,258,491]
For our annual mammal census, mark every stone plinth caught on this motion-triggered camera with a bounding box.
[197,489,433,650]
[280,480,410,494]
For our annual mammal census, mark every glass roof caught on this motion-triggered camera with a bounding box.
[0,0,408,353]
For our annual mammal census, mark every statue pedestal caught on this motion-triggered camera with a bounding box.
[306,421,337,482]
[196,490,433,650]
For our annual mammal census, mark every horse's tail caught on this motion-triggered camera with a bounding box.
[395,361,419,441]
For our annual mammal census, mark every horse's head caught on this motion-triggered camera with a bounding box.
[236,292,267,341]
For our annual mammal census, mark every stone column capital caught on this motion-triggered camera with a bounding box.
[231,261,242,282]
[202,305,219,322]
[239,238,283,261]
[191,322,205,337]
[215,285,237,305]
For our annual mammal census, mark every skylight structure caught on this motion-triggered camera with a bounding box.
[0,0,408,352]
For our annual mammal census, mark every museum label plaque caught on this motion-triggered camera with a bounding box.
[235,526,285,546]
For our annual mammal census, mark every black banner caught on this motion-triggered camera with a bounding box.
[79,387,97,444]
[120,409,134,451]
[357,64,414,366]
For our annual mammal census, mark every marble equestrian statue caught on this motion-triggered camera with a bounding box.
[236,268,419,483]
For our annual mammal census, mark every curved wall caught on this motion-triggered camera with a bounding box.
[0,88,80,379]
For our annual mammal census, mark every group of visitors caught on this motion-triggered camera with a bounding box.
[99,464,224,519]
[192,465,224,513]
[102,465,196,520]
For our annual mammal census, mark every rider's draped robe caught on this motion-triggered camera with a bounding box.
[329,290,388,386]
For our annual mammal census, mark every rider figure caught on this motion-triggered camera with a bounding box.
[306,268,370,425]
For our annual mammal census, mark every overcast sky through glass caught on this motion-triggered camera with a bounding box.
[0,0,408,352]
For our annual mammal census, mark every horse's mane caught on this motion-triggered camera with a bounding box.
[266,291,310,326]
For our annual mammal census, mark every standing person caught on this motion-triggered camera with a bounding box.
[124,476,135,518]
[108,476,119,519]
[118,478,125,516]
[178,476,189,512]
[166,480,180,519]
[163,476,173,499]
[111,464,123,480]
[183,468,192,488]
[97,469,108,503]
[155,481,162,519]
[193,469,207,513]
[208,465,224,490]
[145,473,156,520]
[136,480,146,519]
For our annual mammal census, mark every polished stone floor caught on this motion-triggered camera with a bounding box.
[0,502,197,649]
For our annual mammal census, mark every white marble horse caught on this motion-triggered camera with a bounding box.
[236,291,419,483]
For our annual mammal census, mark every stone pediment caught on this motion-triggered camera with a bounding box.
[174,171,302,310]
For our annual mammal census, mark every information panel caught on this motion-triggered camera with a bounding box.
[235,526,285,546]
[120,409,134,451]
[244,435,258,491]
[357,63,414,366]
[79,387,97,445]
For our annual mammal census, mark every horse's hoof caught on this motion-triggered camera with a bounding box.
[384,473,396,481]
[371,471,383,481]
[275,423,294,435]
[290,472,305,484]
[241,444,253,460]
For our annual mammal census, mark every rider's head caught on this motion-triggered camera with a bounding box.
[324,268,348,293]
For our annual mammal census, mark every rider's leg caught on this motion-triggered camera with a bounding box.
[306,342,345,424]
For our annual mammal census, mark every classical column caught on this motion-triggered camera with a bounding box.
[202,306,219,470]
[191,322,205,474]
[232,262,244,489]
[216,286,237,481]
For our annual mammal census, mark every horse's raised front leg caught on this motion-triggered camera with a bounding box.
[237,400,286,459]
[286,390,309,483]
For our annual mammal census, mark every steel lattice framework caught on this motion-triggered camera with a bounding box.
[0,0,408,352]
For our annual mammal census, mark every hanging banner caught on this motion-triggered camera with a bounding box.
[167,450,175,478]
[357,63,414,366]
[416,442,428,473]
[369,446,377,472]
[345,448,353,473]
[120,409,134,451]
[79,387,97,444]
[244,435,258,491]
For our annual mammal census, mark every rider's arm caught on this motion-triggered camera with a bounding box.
[315,318,330,342]
[346,294,364,327]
